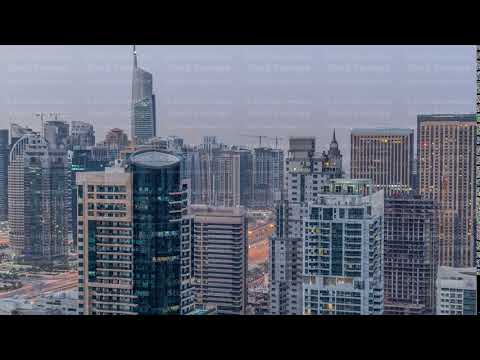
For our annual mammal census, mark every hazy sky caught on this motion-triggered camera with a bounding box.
[0,45,475,166]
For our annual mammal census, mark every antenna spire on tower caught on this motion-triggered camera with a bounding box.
[133,45,137,68]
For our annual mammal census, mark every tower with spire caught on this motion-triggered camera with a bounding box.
[320,129,343,178]
[131,45,156,146]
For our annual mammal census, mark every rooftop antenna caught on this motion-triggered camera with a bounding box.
[133,45,137,68]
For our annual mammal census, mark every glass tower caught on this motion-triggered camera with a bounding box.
[129,150,191,314]
[0,129,8,221]
[131,46,156,145]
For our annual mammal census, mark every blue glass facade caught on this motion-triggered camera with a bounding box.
[129,151,186,314]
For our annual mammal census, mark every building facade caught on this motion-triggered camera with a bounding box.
[269,136,341,315]
[351,128,414,195]
[417,114,476,268]
[251,147,284,209]
[10,123,33,148]
[43,119,70,150]
[436,267,477,315]
[131,46,156,145]
[104,128,129,148]
[383,196,437,315]
[188,205,248,315]
[0,129,8,221]
[69,121,95,149]
[302,179,384,315]
[8,133,70,265]
[77,150,193,315]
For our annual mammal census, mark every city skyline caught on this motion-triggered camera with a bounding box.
[0,46,475,166]
[0,45,476,316]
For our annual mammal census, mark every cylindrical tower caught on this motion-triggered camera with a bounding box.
[128,150,189,314]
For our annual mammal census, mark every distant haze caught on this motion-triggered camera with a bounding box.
[0,45,475,168]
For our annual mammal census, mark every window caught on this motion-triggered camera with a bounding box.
[323,208,333,220]
[348,208,364,219]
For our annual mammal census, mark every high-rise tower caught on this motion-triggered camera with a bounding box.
[269,137,340,315]
[350,128,414,196]
[188,205,248,315]
[417,114,476,268]
[77,150,194,315]
[0,130,8,221]
[303,179,384,315]
[8,133,70,265]
[131,45,156,145]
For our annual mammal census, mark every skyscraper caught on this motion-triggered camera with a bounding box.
[8,133,70,265]
[384,196,437,315]
[77,150,193,315]
[131,46,156,145]
[417,114,476,268]
[43,119,69,150]
[252,147,284,209]
[69,121,95,149]
[195,147,253,208]
[269,136,341,315]
[69,148,109,250]
[477,45,480,272]
[0,130,8,222]
[10,123,33,148]
[303,179,384,315]
[188,205,248,315]
[350,128,414,195]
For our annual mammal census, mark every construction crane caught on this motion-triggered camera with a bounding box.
[240,134,285,148]
[240,134,269,147]
[270,136,284,149]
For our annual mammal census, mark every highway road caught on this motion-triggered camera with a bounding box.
[0,271,77,300]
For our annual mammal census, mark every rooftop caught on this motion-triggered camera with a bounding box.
[351,128,413,135]
[129,150,180,169]
[417,114,475,122]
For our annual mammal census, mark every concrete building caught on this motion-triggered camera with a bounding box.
[417,114,476,268]
[383,196,437,315]
[10,123,33,148]
[0,129,8,221]
[43,119,70,150]
[8,133,70,265]
[145,136,184,154]
[188,205,248,315]
[69,149,109,251]
[104,128,129,149]
[77,150,193,315]
[477,47,480,272]
[351,128,414,196]
[302,179,384,315]
[195,147,253,208]
[251,147,284,209]
[69,121,95,149]
[269,136,341,315]
[131,46,156,145]
[436,267,476,315]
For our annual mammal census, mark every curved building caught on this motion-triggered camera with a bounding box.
[0,129,8,221]
[8,133,69,264]
[77,150,194,315]
[128,150,190,314]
